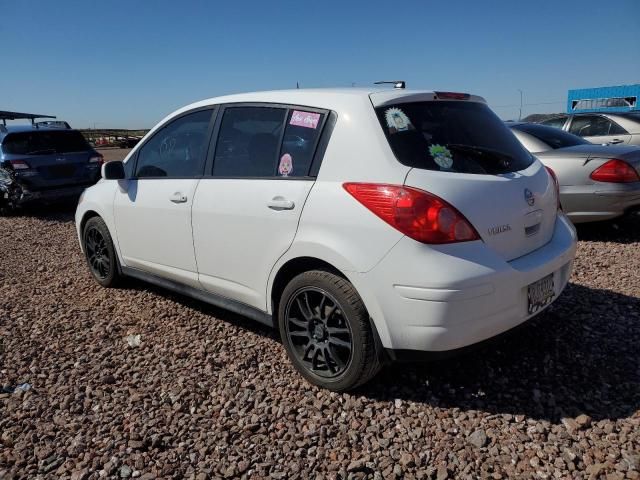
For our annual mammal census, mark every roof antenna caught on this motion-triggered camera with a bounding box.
[374,80,406,89]
[296,81,300,89]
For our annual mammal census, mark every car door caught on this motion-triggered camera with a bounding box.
[568,114,632,145]
[113,108,214,287]
[192,104,328,310]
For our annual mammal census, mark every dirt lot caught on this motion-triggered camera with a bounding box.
[96,148,133,163]
[0,209,638,479]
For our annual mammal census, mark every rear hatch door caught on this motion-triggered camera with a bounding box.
[405,164,557,261]
[371,94,558,261]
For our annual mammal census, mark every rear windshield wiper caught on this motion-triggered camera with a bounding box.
[446,144,515,170]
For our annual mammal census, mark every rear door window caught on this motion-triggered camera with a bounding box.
[375,101,534,174]
[278,109,325,177]
[2,130,90,155]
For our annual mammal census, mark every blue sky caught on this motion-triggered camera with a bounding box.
[2,0,639,129]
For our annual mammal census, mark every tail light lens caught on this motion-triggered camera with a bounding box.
[343,183,480,244]
[590,159,640,183]
[89,155,104,165]
[545,166,561,211]
[9,160,30,170]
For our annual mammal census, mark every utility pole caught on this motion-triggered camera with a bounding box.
[518,89,523,121]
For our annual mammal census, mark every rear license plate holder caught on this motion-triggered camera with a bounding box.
[527,273,555,315]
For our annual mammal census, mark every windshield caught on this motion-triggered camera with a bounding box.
[375,101,534,174]
[2,130,90,155]
[513,123,590,149]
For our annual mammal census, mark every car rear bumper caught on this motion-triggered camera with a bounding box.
[16,184,90,204]
[561,183,640,223]
[350,214,577,352]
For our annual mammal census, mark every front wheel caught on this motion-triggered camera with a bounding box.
[278,270,381,391]
[82,216,121,288]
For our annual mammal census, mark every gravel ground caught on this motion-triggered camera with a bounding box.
[0,208,638,479]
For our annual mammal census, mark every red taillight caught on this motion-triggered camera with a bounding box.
[545,166,561,211]
[590,159,640,183]
[434,91,470,100]
[89,155,104,165]
[343,183,480,244]
[9,160,30,170]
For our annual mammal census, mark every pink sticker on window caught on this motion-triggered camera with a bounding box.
[279,153,293,176]
[290,110,320,129]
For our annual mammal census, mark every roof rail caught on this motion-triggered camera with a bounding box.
[35,120,71,129]
[0,110,56,126]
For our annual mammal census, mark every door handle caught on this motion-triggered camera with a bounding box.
[169,192,188,203]
[267,196,295,211]
[609,138,624,144]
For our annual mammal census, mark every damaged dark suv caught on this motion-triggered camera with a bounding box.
[0,125,103,212]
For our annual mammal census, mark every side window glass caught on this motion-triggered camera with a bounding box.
[135,110,212,178]
[609,121,628,135]
[278,110,325,177]
[213,107,286,177]
[569,115,621,137]
[540,116,567,129]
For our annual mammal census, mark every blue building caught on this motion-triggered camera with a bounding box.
[567,84,639,114]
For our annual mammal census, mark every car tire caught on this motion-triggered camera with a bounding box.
[82,216,121,288]
[278,270,381,391]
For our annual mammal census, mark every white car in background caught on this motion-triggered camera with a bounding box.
[76,86,577,391]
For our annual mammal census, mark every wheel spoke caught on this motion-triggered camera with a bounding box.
[329,336,351,350]
[296,295,313,320]
[288,317,308,329]
[327,326,350,335]
[303,343,315,361]
[318,294,327,317]
[323,304,337,321]
[324,346,344,373]
[311,347,321,370]
[289,330,309,339]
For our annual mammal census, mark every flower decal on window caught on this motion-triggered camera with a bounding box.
[429,144,454,170]
[384,108,413,133]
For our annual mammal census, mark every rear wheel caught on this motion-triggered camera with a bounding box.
[278,270,381,391]
[83,216,121,287]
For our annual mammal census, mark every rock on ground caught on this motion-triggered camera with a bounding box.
[0,208,639,479]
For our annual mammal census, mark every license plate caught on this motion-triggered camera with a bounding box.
[527,273,555,315]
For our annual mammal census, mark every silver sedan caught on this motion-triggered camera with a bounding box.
[508,122,640,223]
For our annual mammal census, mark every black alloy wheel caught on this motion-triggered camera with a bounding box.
[284,287,353,378]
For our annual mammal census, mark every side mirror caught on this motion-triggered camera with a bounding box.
[102,161,125,180]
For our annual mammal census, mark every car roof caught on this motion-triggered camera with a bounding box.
[0,124,79,141]
[170,87,487,117]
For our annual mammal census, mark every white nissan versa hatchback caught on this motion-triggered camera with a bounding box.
[76,87,577,391]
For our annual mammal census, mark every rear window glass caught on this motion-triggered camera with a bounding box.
[2,130,90,155]
[513,123,590,149]
[375,101,534,174]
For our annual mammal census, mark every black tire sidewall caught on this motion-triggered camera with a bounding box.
[278,270,373,391]
[83,217,119,287]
